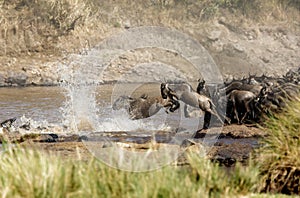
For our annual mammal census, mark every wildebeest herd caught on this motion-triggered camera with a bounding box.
[114,67,300,130]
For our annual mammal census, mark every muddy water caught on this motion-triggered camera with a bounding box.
[0,86,65,123]
[0,84,157,123]
[0,83,201,127]
[0,84,259,150]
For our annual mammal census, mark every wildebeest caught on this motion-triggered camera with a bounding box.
[228,90,257,124]
[112,93,180,120]
[183,104,203,118]
[1,117,17,128]
[220,81,263,96]
[196,78,209,96]
[161,82,225,129]
[195,68,300,124]
[0,117,17,134]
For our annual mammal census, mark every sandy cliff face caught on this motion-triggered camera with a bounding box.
[0,0,299,86]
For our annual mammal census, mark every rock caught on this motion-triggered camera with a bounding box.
[207,30,222,41]
[124,20,131,29]
[208,142,253,165]
[79,135,88,141]
[57,134,82,142]
[0,74,6,87]
[261,56,270,63]
[31,134,57,143]
[233,44,245,53]
[181,139,197,148]
[5,72,28,86]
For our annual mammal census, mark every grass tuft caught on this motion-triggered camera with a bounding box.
[256,100,300,195]
[0,146,262,197]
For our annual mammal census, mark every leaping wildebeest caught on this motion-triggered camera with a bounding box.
[112,92,180,120]
[161,82,225,129]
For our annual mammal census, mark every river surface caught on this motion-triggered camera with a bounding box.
[0,84,203,133]
[0,85,259,161]
[0,86,65,123]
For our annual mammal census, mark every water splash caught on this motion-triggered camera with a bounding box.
[57,51,180,134]
[98,107,174,132]
[58,54,101,133]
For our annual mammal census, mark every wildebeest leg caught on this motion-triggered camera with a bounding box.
[163,102,172,113]
[169,100,180,112]
[163,99,180,113]
[215,107,231,124]
[206,109,224,125]
[233,103,241,124]
[183,104,189,118]
[240,101,251,123]
[203,111,211,129]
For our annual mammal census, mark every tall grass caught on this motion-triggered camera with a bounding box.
[256,100,300,195]
[0,146,259,197]
[2,97,300,196]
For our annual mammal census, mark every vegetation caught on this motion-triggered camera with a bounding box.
[256,100,300,195]
[1,100,300,197]
[0,146,260,197]
[0,0,299,196]
[0,0,299,56]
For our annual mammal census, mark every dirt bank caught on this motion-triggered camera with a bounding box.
[1,124,265,166]
[0,0,299,86]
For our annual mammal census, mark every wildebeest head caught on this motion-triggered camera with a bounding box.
[160,83,168,99]
[197,78,205,89]
[254,85,270,104]
[112,95,134,110]
[1,117,17,128]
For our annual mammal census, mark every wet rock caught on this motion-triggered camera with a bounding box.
[48,133,59,139]
[79,135,88,141]
[5,72,28,86]
[57,134,82,142]
[31,134,57,143]
[0,74,6,87]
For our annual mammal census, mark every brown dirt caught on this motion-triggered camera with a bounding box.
[9,124,266,166]
[194,124,266,138]
[0,1,299,86]
[21,141,93,161]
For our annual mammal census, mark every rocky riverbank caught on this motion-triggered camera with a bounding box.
[0,124,266,166]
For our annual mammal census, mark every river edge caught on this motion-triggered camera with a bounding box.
[0,124,266,167]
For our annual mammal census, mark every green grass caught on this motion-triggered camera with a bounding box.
[2,96,300,197]
[256,100,300,195]
[0,146,261,198]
